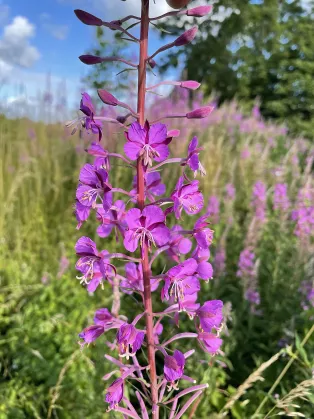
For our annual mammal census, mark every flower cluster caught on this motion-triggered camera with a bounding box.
[72,3,224,417]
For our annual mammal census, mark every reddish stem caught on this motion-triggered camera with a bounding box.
[136,0,159,417]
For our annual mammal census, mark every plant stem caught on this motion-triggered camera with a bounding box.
[137,1,159,417]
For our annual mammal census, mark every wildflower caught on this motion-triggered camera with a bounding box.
[236,248,255,278]
[193,214,214,249]
[273,183,290,212]
[75,237,115,292]
[66,92,102,140]
[74,200,91,229]
[198,332,223,355]
[96,200,126,240]
[124,121,170,166]
[167,225,192,263]
[162,258,200,310]
[207,195,220,222]
[130,172,166,202]
[164,350,185,388]
[185,136,206,176]
[120,262,158,294]
[214,246,226,275]
[86,142,110,170]
[196,300,223,332]
[171,177,204,219]
[76,163,112,210]
[225,183,236,200]
[79,308,122,345]
[123,205,170,252]
[116,323,145,358]
[252,181,267,222]
[105,378,124,410]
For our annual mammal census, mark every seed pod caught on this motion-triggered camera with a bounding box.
[166,0,191,10]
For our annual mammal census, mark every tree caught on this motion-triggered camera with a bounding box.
[161,0,314,139]
[82,27,137,94]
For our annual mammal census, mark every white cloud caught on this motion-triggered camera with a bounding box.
[40,13,69,40]
[58,0,172,21]
[0,16,40,75]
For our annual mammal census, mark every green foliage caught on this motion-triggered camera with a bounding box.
[161,0,314,139]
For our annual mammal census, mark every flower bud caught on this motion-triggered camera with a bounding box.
[166,0,191,9]
[98,90,119,106]
[74,9,103,26]
[79,55,104,65]
[174,26,198,47]
[181,81,201,90]
[186,106,214,119]
[148,58,157,69]
[167,129,180,138]
[186,6,212,17]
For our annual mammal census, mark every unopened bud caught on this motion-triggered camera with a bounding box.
[186,6,212,17]
[148,58,157,69]
[79,55,104,65]
[98,90,119,106]
[167,129,180,138]
[181,81,201,90]
[186,106,214,119]
[74,9,103,26]
[174,26,198,47]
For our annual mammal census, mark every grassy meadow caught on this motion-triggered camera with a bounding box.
[0,94,314,418]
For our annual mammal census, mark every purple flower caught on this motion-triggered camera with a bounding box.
[105,378,124,410]
[79,324,105,344]
[96,200,126,240]
[78,92,102,140]
[225,183,235,200]
[299,280,314,310]
[131,172,166,202]
[273,183,290,212]
[196,300,223,332]
[214,246,226,275]
[171,177,204,219]
[185,136,206,176]
[123,205,170,252]
[164,350,185,384]
[245,289,261,306]
[86,142,110,170]
[252,181,267,222]
[193,215,214,249]
[116,323,145,357]
[79,308,122,344]
[167,225,192,263]
[154,323,163,344]
[236,248,255,278]
[207,195,220,222]
[120,262,159,294]
[75,237,115,292]
[198,332,223,354]
[162,258,200,310]
[124,121,170,166]
[76,163,112,211]
[74,200,91,229]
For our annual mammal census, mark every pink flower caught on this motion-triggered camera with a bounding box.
[123,205,170,252]
[124,121,170,166]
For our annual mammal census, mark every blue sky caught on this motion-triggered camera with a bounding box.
[0,0,181,116]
